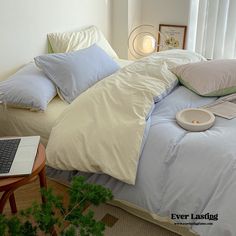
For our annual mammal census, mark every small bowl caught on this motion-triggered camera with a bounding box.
[176,108,215,132]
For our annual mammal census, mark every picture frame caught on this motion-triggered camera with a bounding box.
[158,24,187,51]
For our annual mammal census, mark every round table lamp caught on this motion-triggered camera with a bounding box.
[128,25,167,59]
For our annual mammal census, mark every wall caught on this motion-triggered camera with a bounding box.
[0,0,192,78]
[0,0,111,80]
[141,0,190,27]
[110,0,142,59]
[128,0,142,59]
[128,0,142,36]
[111,0,190,59]
[111,0,129,59]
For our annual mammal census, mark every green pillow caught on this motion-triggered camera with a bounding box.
[171,59,236,96]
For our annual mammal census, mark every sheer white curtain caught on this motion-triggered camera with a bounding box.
[188,0,236,59]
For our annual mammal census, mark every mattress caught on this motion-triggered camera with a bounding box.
[0,59,132,146]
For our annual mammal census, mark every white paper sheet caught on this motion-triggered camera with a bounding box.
[203,93,236,119]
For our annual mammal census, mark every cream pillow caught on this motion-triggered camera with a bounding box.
[171,59,236,96]
[47,25,118,59]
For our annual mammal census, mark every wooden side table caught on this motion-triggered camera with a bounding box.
[0,144,47,213]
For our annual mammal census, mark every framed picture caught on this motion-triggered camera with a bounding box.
[158,24,187,51]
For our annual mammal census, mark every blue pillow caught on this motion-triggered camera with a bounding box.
[0,63,57,111]
[34,44,120,103]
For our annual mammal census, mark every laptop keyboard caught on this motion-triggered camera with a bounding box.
[0,139,21,174]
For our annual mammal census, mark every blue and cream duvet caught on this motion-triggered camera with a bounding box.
[46,50,204,185]
[47,51,236,236]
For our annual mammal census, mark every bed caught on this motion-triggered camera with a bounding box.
[1,52,236,236]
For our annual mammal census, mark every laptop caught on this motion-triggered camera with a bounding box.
[0,136,40,177]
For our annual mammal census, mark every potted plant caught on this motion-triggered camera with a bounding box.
[0,176,113,236]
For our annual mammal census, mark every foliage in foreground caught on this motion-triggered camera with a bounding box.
[0,176,113,236]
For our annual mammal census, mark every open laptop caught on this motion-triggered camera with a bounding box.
[0,136,40,177]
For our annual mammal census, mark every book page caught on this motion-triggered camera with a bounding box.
[205,101,236,119]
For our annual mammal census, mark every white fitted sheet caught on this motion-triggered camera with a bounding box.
[0,96,68,146]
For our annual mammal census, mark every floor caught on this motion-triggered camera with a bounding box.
[2,178,179,236]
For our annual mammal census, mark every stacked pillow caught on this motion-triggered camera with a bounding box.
[5,24,233,112]
[0,26,120,110]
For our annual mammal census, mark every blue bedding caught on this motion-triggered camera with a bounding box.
[47,85,236,236]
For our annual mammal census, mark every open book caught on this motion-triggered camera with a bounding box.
[202,93,236,119]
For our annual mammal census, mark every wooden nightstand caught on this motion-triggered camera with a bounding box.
[0,144,47,213]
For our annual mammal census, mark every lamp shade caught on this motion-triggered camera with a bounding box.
[128,25,157,59]
[141,35,156,54]
[128,24,169,59]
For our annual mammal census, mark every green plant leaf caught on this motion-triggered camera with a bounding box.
[0,176,113,236]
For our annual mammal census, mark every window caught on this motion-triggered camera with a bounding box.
[188,0,236,59]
